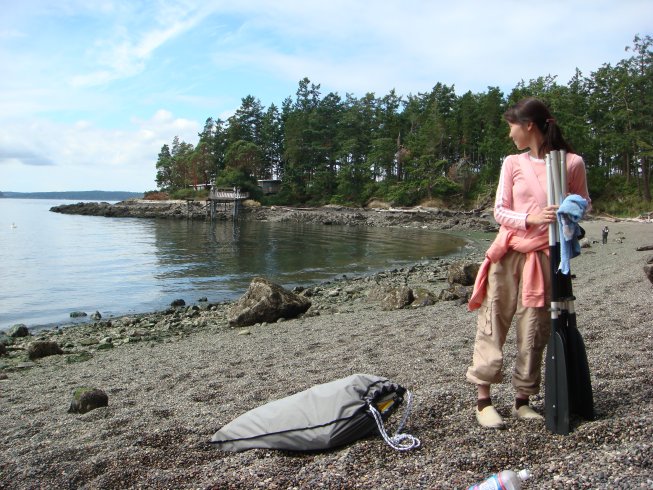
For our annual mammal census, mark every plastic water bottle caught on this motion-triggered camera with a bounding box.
[468,469,531,490]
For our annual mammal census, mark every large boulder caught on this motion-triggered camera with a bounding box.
[227,278,312,327]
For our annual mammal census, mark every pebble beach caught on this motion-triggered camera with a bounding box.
[1,213,652,489]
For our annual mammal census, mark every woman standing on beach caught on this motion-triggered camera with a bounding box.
[465,97,591,428]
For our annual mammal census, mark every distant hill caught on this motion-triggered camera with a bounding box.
[0,191,144,201]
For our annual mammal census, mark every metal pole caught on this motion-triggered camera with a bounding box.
[559,150,567,200]
[545,152,570,435]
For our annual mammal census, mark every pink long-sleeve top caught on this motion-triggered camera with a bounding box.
[494,152,591,237]
[468,151,591,311]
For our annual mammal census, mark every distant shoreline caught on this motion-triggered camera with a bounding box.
[0,191,143,201]
[49,199,501,233]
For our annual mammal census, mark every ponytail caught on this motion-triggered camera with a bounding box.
[542,117,573,155]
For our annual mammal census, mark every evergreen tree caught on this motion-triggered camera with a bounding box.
[155,144,173,191]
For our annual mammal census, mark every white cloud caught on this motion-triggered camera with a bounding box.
[0,111,201,192]
[70,2,222,88]
[204,0,652,96]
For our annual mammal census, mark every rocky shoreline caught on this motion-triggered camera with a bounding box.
[49,199,499,232]
[1,206,652,488]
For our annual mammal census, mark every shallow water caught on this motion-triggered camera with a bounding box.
[0,199,467,329]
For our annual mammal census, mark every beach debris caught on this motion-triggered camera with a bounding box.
[68,387,108,414]
[27,340,63,360]
[8,324,30,338]
[227,277,311,327]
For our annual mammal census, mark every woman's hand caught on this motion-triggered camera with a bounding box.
[527,205,559,226]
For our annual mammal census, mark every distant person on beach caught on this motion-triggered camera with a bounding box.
[465,97,591,429]
[602,226,609,244]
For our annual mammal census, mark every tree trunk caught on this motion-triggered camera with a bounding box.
[643,156,652,202]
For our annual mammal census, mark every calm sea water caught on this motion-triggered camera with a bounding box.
[0,199,467,330]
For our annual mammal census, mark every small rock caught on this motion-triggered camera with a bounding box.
[380,286,414,310]
[97,338,114,350]
[171,299,186,307]
[81,338,101,347]
[644,265,653,284]
[447,261,480,286]
[70,311,88,318]
[66,352,93,364]
[27,341,63,360]
[90,311,102,320]
[8,324,30,338]
[68,387,109,414]
[439,284,473,302]
[411,288,438,307]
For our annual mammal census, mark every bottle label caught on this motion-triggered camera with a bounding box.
[468,474,502,490]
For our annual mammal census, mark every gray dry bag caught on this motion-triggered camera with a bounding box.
[210,373,420,452]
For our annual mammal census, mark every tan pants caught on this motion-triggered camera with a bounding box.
[466,250,551,395]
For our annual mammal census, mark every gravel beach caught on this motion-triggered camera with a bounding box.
[1,213,652,489]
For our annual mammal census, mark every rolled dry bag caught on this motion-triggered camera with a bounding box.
[210,373,419,452]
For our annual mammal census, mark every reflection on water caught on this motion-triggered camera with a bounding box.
[0,198,466,329]
[151,219,467,298]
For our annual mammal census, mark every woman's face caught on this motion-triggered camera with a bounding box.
[508,122,530,151]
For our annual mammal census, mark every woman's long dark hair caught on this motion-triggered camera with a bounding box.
[504,97,573,155]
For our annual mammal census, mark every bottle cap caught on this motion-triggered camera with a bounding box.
[518,469,531,480]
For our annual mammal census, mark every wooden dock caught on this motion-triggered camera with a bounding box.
[205,187,250,220]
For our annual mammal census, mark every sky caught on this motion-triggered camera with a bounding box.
[1,1,651,192]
